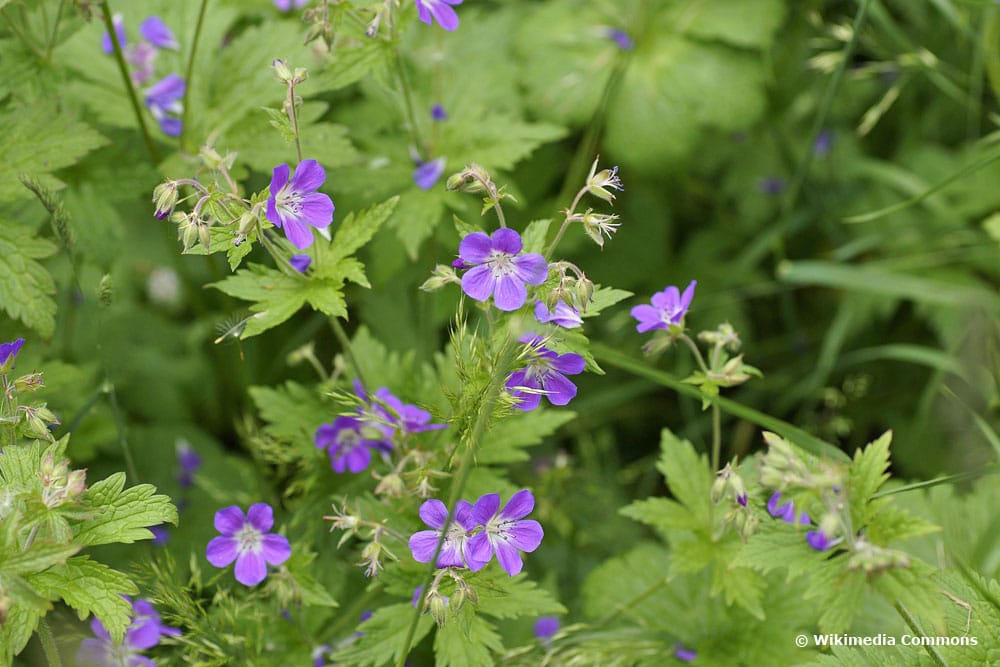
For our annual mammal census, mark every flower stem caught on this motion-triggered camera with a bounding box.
[37,619,62,667]
[545,187,588,259]
[389,9,423,153]
[396,338,516,667]
[711,403,721,472]
[45,0,66,62]
[99,1,160,163]
[179,0,210,153]
[106,383,140,483]
[329,317,368,390]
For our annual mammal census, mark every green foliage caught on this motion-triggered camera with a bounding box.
[0,222,58,338]
[74,472,179,546]
[333,603,434,667]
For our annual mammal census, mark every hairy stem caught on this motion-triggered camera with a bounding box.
[107,383,140,483]
[45,0,66,61]
[37,619,63,667]
[179,0,210,151]
[99,1,160,162]
[545,187,588,259]
[329,318,368,390]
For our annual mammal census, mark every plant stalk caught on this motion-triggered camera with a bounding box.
[179,0,210,152]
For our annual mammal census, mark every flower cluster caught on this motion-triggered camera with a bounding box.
[266,160,335,250]
[77,597,180,667]
[409,489,543,576]
[506,335,585,411]
[101,14,184,136]
[314,383,446,474]
[766,491,840,552]
[206,503,292,586]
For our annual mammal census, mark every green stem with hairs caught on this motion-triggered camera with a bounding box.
[179,0,210,152]
[45,0,66,61]
[395,338,516,667]
[329,318,368,390]
[37,619,62,667]
[99,1,160,162]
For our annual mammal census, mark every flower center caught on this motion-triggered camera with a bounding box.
[486,250,517,277]
[276,186,303,217]
[235,523,262,553]
[337,428,361,449]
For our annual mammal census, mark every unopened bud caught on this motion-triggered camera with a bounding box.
[272,58,293,82]
[98,274,113,306]
[14,372,44,393]
[152,181,179,220]
[428,591,449,627]
[374,473,405,498]
[420,264,460,292]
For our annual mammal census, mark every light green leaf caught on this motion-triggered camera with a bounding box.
[0,222,58,337]
[655,429,713,526]
[0,543,80,576]
[27,556,137,642]
[621,497,700,535]
[520,219,551,254]
[478,410,576,464]
[74,473,179,546]
[325,196,400,265]
[473,571,567,620]
[434,613,503,667]
[333,602,433,667]
[847,431,892,528]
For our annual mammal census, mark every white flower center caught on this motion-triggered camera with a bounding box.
[236,523,262,554]
[486,250,517,277]
[276,185,303,217]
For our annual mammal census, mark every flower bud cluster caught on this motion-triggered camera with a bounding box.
[40,451,87,508]
[847,538,910,574]
[19,405,60,441]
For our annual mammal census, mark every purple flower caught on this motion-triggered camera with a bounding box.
[415,0,463,31]
[0,338,25,370]
[505,335,585,411]
[266,160,335,250]
[312,644,332,667]
[206,503,291,586]
[77,597,180,667]
[144,74,185,137]
[814,130,834,157]
[411,585,424,607]
[737,492,748,507]
[757,177,786,195]
[534,616,560,641]
[766,492,810,525]
[431,104,448,121]
[408,499,485,569]
[140,16,178,50]
[806,529,833,551]
[674,643,697,663]
[370,387,447,437]
[630,280,696,333]
[150,525,170,546]
[467,490,544,576]
[176,440,201,488]
[290,254,312,273]
[275,0,310,10]
[534,300,582,329]
[314,416,386,473]
[101,13,127,54]
[457,229,548,312]
[413,157,446,190]
[127,41,158,85]
[604,28,634,51]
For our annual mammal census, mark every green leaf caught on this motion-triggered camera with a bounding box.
[621,497,700,535]
[847,431,892,528]
[315,38,391,91]
[333,602,433,667]
[74,473,178,546]
[0,105,107,202]
[211,264,317,337]
[27,556,137,642]
[434,612,503,667]
[0,600,45,659]
[0,543,80,576]
[0,222,58,337]
[711,564,765,620]
[478,410,576,464]
[655,429,713,526]
[473,571,567,620]
[584,286,634,317]
[520,219,551,254]
[663,0,786,49]
[325,196,400,265]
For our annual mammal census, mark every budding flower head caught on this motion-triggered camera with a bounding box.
[152,181,179,220]
[585,157,623,203]
[445,163,490,193]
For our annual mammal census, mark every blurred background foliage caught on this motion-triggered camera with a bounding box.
[1,0,999,662]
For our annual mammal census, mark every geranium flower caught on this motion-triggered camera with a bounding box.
[457,229,548,311]
[77,597,180,667]
[534,300,582,328]
[505,335,585,411]
[100,14,127,54]
[806,529,834,551]
[314,416,386,473]
[766,492,810,525]
[144,74,185,137]
[275,0,310,10]
[630,280,696,333]
[0,338,25,371]
[467,490,544,576]
[534,616,560,641]
[431,104,448,121]
[413,157,446,190]
[408,499,484,569]
[175,439,201,488]
[139,16,178,50]
[290,254,312,273]
[266,160,335,250]
[206,503,291,586]
[415,0,463,31]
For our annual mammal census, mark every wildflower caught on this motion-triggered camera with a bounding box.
[415,0,463,31]
[0,338,25,372]
[408,499,484,569]
[140,16,179,50]
[766,492,810,525]
[313,644,332,667]
[275,0,310,10]
[370,387,447,437]
[290,254,312,273]
[630,280,696,333]
[314,416,386,474]
[150,525,170,546]
[144,74,185,137]
[457,228,548,312]
[77,597,180,666]
[206,503,291,586]
[266,160,335,250]
[757,177,785,195]
[814,129,834,157]
[604,28,634,51]
[467,490,544,576]
[806,529,833,551]
[100,13,127,54]
[534,300,583,329]
[176,439,201,488]
[585,158,624,203]
[534,616,560,641]
[431,104,448,121]
[673,644,697,662]
[506,335,585,411]
[127,41,158,85]
[413,157,446,190]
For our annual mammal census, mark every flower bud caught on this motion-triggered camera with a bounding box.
[710,475,727,505]
[152,181,179,220]
[197,219,212,251]
[428,591,449,627]
[14,372,44,393]
[272,58,293,83]
[420,264,460,292]
[374,473,405,498]
[98,274,113,306]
